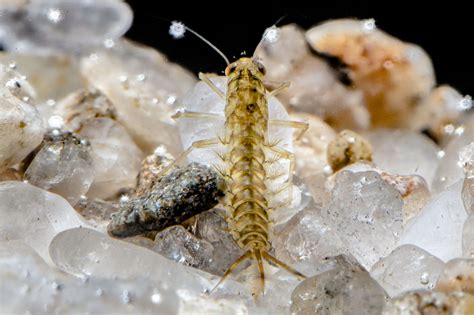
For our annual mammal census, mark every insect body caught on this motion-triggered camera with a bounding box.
[166,22,308,295]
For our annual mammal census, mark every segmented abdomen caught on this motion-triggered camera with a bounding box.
[226,130,270,251]
[224,77,272,252]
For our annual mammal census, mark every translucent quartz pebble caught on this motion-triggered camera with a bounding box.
[0,181,86,264]
[152,225,214,272]
[193,210,243,276]
[55,89,117,133]
[401,181,467,261]
[254,24,368,130]
[77,117,143,200]
[370,244,445,297]
[0,52,83,102]
[273,207,350,276]
[436,258,474,294]
[382,290,474,315]
[0,62,37,99]
[25,131,94,206]
[49,228,246,296]
[290,256,387,315]
[380,173,431,224]
[292,112,336,180]
[0,0,133,53]
[365,129,439,186]
[409,85,467,141]
[76,197,119,232]
[0,79,43,173]
[322,170,403,269]
[432,127,474,193]
[306,19,435,128]
[233,263,301,313]
[327,129,373,172]
[0,241,188,314]
[463,213,474,257]
[81,39,196,154]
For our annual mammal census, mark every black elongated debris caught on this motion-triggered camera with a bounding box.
[107,162,224,238]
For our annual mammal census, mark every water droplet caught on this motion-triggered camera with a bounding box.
[47,8,63,24]
[458,95,472,111]
[46,99,56,107]
[437,150,445,159]
[103,38,115,49]
[5,78,21,91]
[151,292,162,304]
[443,124,455,135]
[455,126,465,136]
[169,21,186,39]
[166,94,177,105]
[22,96,31,103]
[362,18,376,32]
[122,290,131,304]
[420,272,430,284]
[119,195,130,204]
[323,165,333,176]
[154,145,168,156]
[118,75,128,83]
[95,288,103,297]
[262,25,281,43]
[136,73,146,82]
[48,115,64,129]
[8,62,17,69]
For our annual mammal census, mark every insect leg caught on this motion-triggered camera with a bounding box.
[198,72,226,99]
[267,82,290,97]
[265,145,295,205]
[172,109,225,120]
[157,138,220,176]
[209,250,252,293]
[268,119,309,140]
[262,251,306,280]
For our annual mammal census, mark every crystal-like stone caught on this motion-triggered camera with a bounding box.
[24,131,94,206]
[273,207,350,276]
[290,255,387,315]
[81,39,196,154]
[322,170,403,269]
[0,52,83,102]
[432,127,474,193]
[365,129,439,186]
[77,117,143,200]
[370,244,445,297]
[193,210,243,276]
[0,181,86,264]
[0,73,44,172]
[400,180,467,261]
[0,0,133,53]
[152,225,214,271]
[306,19,435,128]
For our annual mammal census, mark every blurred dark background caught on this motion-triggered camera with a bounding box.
[124,0,473,95]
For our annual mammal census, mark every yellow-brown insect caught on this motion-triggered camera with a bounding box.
[166,23,309,295]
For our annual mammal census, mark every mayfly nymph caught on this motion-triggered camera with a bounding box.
[164,21,309,295]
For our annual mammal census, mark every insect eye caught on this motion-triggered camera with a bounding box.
[225,64,237,76]
[256,62,266,75]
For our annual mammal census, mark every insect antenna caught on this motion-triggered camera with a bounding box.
[252,15,287,59]
[169,21,230,66]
